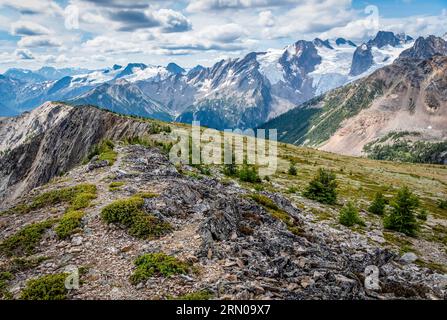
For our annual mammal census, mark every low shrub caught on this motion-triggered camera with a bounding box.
[288,163,298,176]
[109,182,125,191]
[101,197,171,239]
[417,209,428,221]
[368,192,386,215]
[0,271,13,299]
[86,140,117,165]
[20,273,68,300]
[30,184,97,211]
[238,165,261,183]
[0,220,57,257]
[303,168,337,205]
[168,290,213,300]
[339,202,365,227]
[130,253,190,284]
[249,194,278,211]
[55,210,85,239]
[384,186,419,237]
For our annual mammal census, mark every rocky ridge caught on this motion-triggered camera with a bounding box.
[0,144,445,300]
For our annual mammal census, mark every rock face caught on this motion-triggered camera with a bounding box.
[0,102,157,207]
[399,35,447,60]
[350,31,413,76]
[350,44,374,76]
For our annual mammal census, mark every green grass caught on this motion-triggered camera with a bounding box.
[20,273,68,300]
[55,210,85,239]
[130,253,190,285]
[101,197,172,239]
[0,219,57,257]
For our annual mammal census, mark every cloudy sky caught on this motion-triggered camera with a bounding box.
[0,0,446,72]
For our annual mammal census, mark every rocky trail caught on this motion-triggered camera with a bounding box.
[1,144,445,300]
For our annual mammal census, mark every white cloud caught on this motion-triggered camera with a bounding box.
[0,0,63,16]
[10,21,51,36]
[18,36,62,48]
[259,10,275,27]
[201,23,246,42]
[14,49,34,60]
[157,9,192,33]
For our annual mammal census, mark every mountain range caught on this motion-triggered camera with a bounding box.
[260,35,447,163]
[0,31,415,128]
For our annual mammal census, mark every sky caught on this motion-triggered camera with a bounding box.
[0,0,446,72]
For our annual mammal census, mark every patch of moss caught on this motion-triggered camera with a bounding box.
[135,192,159,199]
[109,181,125,192]
[0,271,14,299]
[0,219,57,257]
[248,194,279,211]
[13,184,97,214]
[20,273,68,300]
[69,192,96,210]
[130,253,190,284]
[168,290,213,300]
[9,256,48,272]
[101,197,171,239]
[55,210,85,239]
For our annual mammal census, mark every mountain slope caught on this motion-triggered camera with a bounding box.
[0,103,445,300]
[260,36,447,163]
[70,80,173,121]
[0,102,158,205]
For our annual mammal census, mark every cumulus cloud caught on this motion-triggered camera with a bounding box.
[157,23,251,53]
[157,9,192,33]
[10,21,51,36]
[14,49,34,60]
[0,0,63,15]
[81,5,192,33]
[201,23,246,42]
[81,36,143,54]
[108,9,161,31]
[18,36,62,48]
[264,0,355,39]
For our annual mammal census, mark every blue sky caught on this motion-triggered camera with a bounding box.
[0,0,445,72]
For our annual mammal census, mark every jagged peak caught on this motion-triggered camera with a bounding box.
[399,35,447,60]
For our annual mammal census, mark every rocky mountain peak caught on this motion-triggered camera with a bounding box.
[368,31,401,48]
[166,63,185,75]
[313,38,333,49]
[335,38,357,47]
[399,35,447,60]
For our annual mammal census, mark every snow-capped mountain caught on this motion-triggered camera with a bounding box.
[0,31,417,128]
[350,31,414,76]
